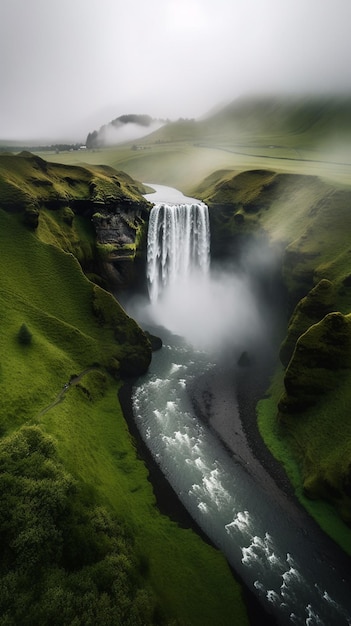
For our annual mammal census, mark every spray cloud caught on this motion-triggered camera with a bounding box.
[127,188,279,357]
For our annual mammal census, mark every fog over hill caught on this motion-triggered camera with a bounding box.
[83,95,351,150]
[86,114,165,148]
[4,93,350,150]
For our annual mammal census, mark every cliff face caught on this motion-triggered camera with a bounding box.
[0,151,151,289]
[197,168,351,523]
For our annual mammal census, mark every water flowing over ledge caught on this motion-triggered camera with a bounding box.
[146,195,210,302]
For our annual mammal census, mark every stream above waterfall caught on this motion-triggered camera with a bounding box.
[126,184,351,625]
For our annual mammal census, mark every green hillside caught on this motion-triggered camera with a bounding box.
[0,154,248,625]
[196,167,351,549]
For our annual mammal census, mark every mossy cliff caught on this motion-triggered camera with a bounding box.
[0,151,151,289]
[277,311,351,526]
[196,168,351,531]
[0,153,248,625]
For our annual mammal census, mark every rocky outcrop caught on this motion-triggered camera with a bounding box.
[279,279,335,367]
[92,207,148,288]
[279,312,351,414]
[0,152,152,289]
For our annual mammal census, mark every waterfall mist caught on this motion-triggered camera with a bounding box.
[126,188,279,358]
[145,265,263,353]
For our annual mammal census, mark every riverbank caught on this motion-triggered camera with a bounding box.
[188,354,306,522]
[217,355,351,590]
[189,353,351,569]
[119,381,211,536]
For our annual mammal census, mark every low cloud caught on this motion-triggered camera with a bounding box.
[99,121,164,146]
[1,0,351,140]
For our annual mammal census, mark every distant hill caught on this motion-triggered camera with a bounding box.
[203,94,351,141]
[139,95,351,149]
[86,114,165,148]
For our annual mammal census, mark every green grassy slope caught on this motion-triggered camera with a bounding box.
[0,162,248,623]
[0,150,153,290]
[0,151,147,206]
[196,95,351,148]
[197,167,351,548]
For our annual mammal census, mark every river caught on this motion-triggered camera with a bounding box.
[127,185,351,625]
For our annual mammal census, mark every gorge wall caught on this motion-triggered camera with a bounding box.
[198,168,351,524]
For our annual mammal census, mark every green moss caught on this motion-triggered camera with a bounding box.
[273,312,351,527]
[279,312,351,414]
[62,206,74,225]
[36,209,96,266]
[95,241,139,263]
[96,242,117,258]
[201,169,277,206]
[279,279,335,366]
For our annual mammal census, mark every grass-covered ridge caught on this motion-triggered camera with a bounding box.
[0,151,148,209]
[197,166,351,544]
[0,156,248,623]
[198,169,351,307]
[0,151,152,289]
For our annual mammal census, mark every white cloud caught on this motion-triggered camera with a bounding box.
[1,0,351,140]
[165,0,210,33]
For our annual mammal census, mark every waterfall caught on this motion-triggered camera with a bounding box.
[147,202,210,302]
[141,186,261,350]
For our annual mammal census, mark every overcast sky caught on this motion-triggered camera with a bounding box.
[1,0,351,141]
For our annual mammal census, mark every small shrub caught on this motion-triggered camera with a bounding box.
[23,205,39,229]
[17,323,32,346]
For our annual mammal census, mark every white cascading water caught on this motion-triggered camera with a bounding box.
[142,186,262,350]
[147,201,210,302]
